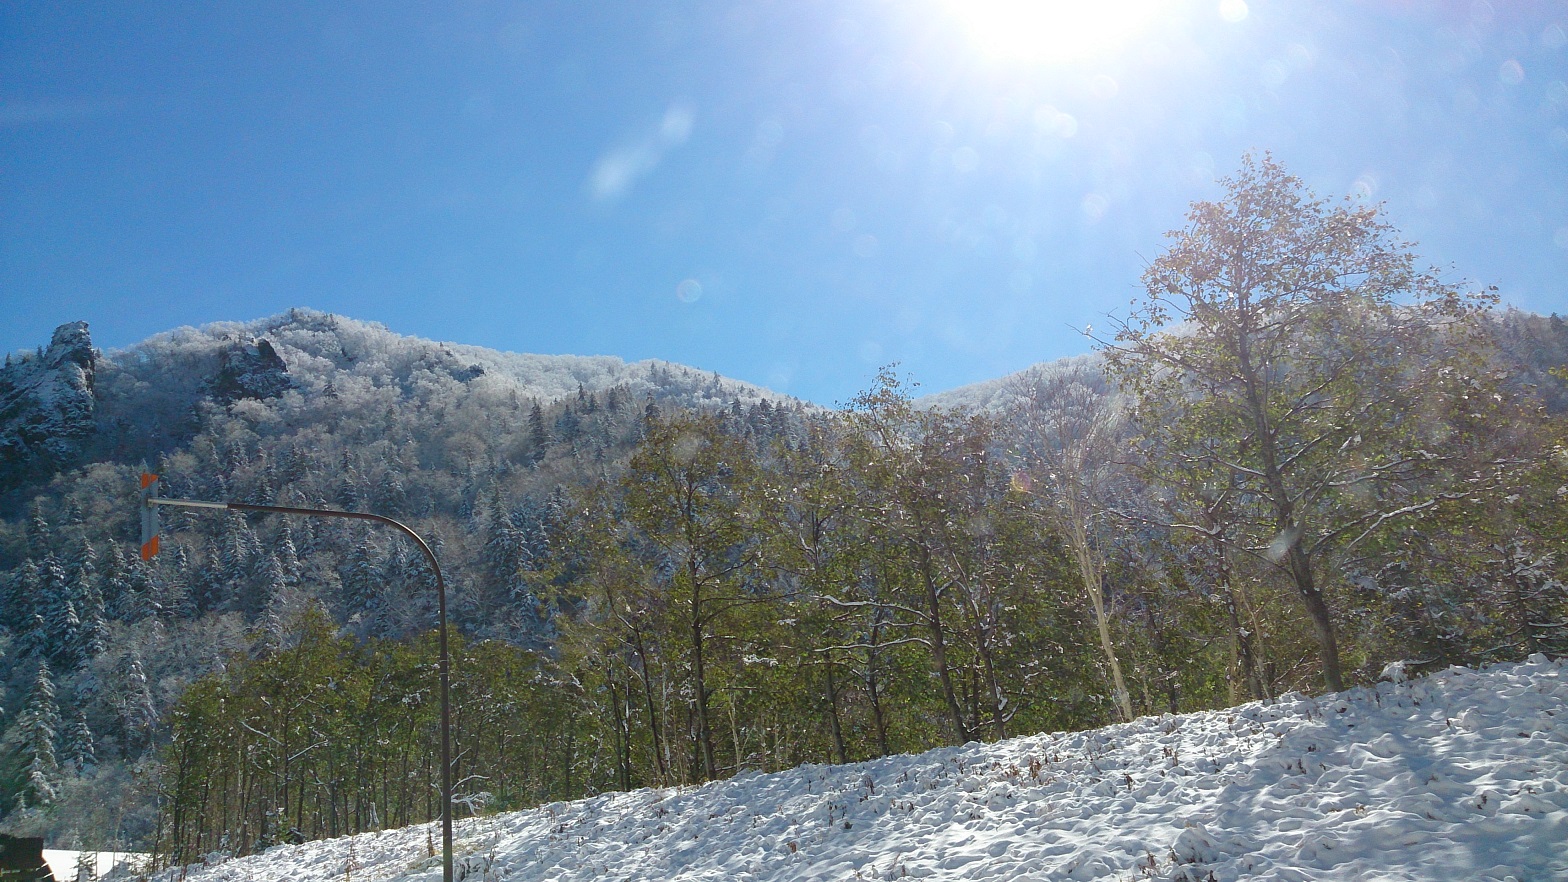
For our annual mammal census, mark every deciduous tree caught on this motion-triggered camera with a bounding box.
[1104,154,1495,691]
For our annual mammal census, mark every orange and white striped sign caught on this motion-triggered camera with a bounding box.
[139,473,160,560]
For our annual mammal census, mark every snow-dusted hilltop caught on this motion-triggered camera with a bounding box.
[107,309,786,409]
[0,310,796,496]
[915,351,1110,415]
[152,657,1567,882]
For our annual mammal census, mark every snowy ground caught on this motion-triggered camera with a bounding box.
[147,656,1568,882]
[45,849,145,881]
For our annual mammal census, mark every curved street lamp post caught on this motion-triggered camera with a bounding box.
[138,475,454,882]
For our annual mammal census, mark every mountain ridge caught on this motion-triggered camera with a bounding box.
[0,309,802,500]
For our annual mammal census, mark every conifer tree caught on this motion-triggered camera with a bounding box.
[528,402,549,452]
[77,574,109,661]
[25,500,52,558]
[192,537,227,613]
[162,544,198,618]
[100,544,132,620]
[114,654,158,759]
[9,561,48,658]
[64,707,97,775]
[40,553,81,669]
[341,530,383,620]
[17,661,62,807]
[481,491,523,597]
[275,520,301,585]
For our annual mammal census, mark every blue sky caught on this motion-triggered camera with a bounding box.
[3,1,1565,406]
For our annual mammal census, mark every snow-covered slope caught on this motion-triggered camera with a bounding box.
[105,310,790,410]
[153,657,1567,882]
[915,352,1108,414]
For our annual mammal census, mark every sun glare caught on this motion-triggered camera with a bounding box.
[944,0,1167,65]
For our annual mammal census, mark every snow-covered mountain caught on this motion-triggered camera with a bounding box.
[0,310,796,497]
[148,656,1567,882]
[123,310,788,408]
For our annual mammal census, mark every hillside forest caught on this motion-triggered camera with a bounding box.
[0,157,1565,861]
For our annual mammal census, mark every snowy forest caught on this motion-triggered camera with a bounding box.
[1,159,1566,861]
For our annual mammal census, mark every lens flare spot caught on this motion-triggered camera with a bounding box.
[1498,59,1525,86]
[660,105,694,145]
[853,234,880,258]
[1034,105,1079,138]
[1218,0,1248,23]
[1350,173,1379,202]
[1185,151,1217,186]
[766,363,795,390]
[676,279,703,303]
[1261,60,1289,89]
[1081,193,1109,223]
[1547,81,1568,110]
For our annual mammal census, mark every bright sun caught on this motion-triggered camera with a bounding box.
[943,0,1167,65]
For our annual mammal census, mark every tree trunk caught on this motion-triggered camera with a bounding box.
[1213,534,1264,702]
[919,549,972,743]
[631,630,668,783]
[1290,545,1344,692]
[865,619,890,757]
[973,624,1008,740]
[689,562,718,780]
[1237,319,1344,694]
[1072,530,1134,721]
[823,662,848,764]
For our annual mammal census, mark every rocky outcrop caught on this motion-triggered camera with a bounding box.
[212,337,293,402]
[0,321,97,490]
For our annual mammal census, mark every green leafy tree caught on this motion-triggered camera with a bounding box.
[763,417,874,762]
[619,411,765,781]
[839,369,1026,742]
